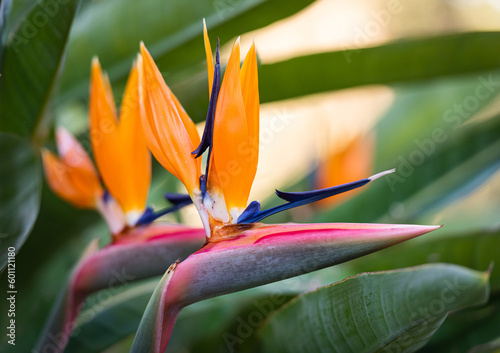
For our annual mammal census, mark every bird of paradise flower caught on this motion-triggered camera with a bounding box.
[131,22,440,352]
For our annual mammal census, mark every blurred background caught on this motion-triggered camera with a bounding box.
[1,0,500,352]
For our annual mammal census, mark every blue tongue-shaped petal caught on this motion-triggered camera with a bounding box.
[136,193,193,226]
[237,169,394,224]
[236,200,261,222]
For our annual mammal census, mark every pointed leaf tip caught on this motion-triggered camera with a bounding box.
[130,259,181,353]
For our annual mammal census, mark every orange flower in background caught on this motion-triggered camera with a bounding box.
[42,61,155,235]
[42,127,125,235]
[90,58,151,226]
[315,133,375,209]
[42,127,103,209]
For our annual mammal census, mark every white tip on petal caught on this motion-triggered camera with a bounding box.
[369,168,396,181]
[55,126,74,157]
[96,197,126,235]
[126,210,143,227]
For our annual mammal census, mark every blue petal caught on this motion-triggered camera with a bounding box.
[103,189,111,203]
[236,200,261,223]
[192,39,221,158]
[237,178,370,224]
[164,193,194,206]
[135,194,193,226]
[275,178,370,202]
[135,207,156,226]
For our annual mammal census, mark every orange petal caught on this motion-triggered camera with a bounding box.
[89,58,118,134]
[203,19,214,97]
[240,42,259,193]
[139,43,201,194]
[116,62,152,221]
[56,126,96,174]
[136,55,175,174]
[89,58,119,192]
[42,147,102,209]
[90,59,152,223]
[210,39,254,215]
[315,133,375,209]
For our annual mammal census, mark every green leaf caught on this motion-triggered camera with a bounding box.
[58,0,315,106]
[0,0,12,52]
[423,298,500,353]
[169,294,295,353]
[3,0,35,36]
[0,213,101,353]
[263,73,498,224]
[259,264,490,353]
[0,0,81,140]
[372,74,500,166]
[0,133,41,270]
[258,32,500,103]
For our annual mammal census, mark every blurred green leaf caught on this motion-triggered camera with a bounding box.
[169,295,295,353]
[314,109,500,224]
[258,264,490,353]
[66,279,157,353]
[4,0,35,35]
[258,32,500,103]
[0,207,101,353]
[0,133,41,270]
[373,75,500,164]
[0,0,81,140]
[422,299,500,353]
[0,0,12,53]
[58,0,315,108]
[263,74,499,224]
